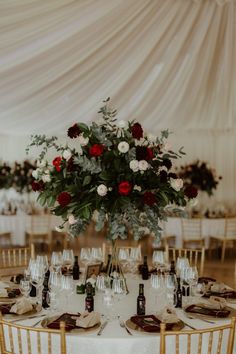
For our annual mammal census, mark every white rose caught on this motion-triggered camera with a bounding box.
[63,149,72,161]
[163,141,172,151]
[138,160,149,171]
[42,174,51,183]
[134,138,148,146]
[117,120,128,130]
[78,134,89,146]
[134,185,142,192]
[129,160,139,172]
[188,198,198,207]
[147,134,156,143]
[118,141,129,153]
[68,214,77,225]
[37,160,46,168]
[159,166,168,172]
[170,178,183,191]
[32,168,40,179]
[97,184,108,197]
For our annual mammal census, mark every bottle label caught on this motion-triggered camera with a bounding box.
[85,299,94,312]
[137,300,145,315]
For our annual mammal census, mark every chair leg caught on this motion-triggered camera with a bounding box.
[221,241,226,263]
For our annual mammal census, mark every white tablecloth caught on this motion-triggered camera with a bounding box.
[165,217,226,248]
[0,214,61,245]
[3,276,236,354]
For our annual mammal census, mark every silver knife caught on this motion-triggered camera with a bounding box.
[97,321,108,336]
[10,314,46,323]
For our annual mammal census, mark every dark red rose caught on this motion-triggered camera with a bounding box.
[131,123,143,140]
[168,172,177,179]
[57,192,71,207]
[161,159,172,170]
[184,185,198,199]
[67,124,81,138]
[89,144,104,157]
[118,181,132,196]
[136,146,153,161]
[159,170,168,183]
[67,157,75,172]
[31,180,45,192]
[142,191,157,206]
[53,156,62,172]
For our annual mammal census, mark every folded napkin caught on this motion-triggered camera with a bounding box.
[0,289,8,298]
[207,296,227,310]
[202,282,236,299]
[157,307,179,324]
[0,303,13,314]
[47,313,80,331]
[75,311,100,328]
[9,298,41,315]
[210,283,227,293]
[198,277,216,284]
[131,315,161,332]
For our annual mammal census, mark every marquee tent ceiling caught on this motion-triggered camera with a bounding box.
[0,0,235,135]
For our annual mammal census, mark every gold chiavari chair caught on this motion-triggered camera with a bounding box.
[0,232,12,246]
[0,312,66,354]
[0,244,35,277]
[209,217,236,263]
[181,218,204,248]
[160,317,236,354]
[26,214,52,252]
[165,245,205,276]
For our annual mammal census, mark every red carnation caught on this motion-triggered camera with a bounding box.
[131,123,143,140]
[184,185,198,199]
[31,180,45,192]
[89,144,104,157]
[57,192,71,207]
[142,191,157,206]
[67,124,81,139]
[53,157,62,172]
[118,181,132,196]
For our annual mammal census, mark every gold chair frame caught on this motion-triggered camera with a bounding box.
[0,232,12,246]
[160,317,236,354]
[165,245,205,276]
[181,218,204,248]
[0,312,66,354]
[209,217,236,262]
[0,244,35,276]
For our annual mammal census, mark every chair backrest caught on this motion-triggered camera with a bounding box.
[0,244,35,269]
[181,218,202,241]
[0,312,66,354]
[165,245,205,276]
[160,317,236,354]
[225,217,236,239]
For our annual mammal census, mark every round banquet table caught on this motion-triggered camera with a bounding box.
[165,217,226,248]
[3,276,236,354]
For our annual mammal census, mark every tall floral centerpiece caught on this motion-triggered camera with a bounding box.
[29,99,195,286]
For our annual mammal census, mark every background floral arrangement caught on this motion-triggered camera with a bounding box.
[177,160,222,196]
[0,160,36,193]
[29,99,196,241]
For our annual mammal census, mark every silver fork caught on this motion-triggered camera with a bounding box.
[119,320,132,335]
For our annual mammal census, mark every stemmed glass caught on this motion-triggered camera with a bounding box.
[91,248,103,262]
[102,289,115,321]
[152,251,165,267]
[186,266,198,297]
[36,255,49,273]
[118,248,129,273]
[19,279,31,298]
[176,257,190,276]
[61,275,74,311]
[62,249,74,274]
[51,252,63,273]
[164,274,177,306]
[80,248,91,264]
[30,262,45,304]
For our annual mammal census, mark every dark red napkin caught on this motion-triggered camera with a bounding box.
[47,313,81,331]
[198,277,216,284]
[203,291,236,299]
[130,315,175,332]
[185,304,230,318]
[0,304,13,314]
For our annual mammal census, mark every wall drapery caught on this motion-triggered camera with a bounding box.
[0,0,235,207]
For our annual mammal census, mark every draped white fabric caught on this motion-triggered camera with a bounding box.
[0,0,235,207]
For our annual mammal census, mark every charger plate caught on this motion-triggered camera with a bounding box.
[41,315,101,333]
[184,305,236,320]
[126,318,184,333]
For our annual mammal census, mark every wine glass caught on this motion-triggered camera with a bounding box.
[186,266,198,297]
[51,252,63,273]
[30,262,44,304]
[152,251,165,266]
[61,275,74,311]
[164,274,177,306]
[19,279,31,298]
[62,249,74,274]
[91,248,103,262]
[48,271,62,293]
[102,289,115,321]
[180,267,191,305]
[176,257,190,276]
[80,248,91,264]
[36,255,49,273]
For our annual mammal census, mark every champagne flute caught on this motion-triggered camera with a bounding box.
[187,266,198,297]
